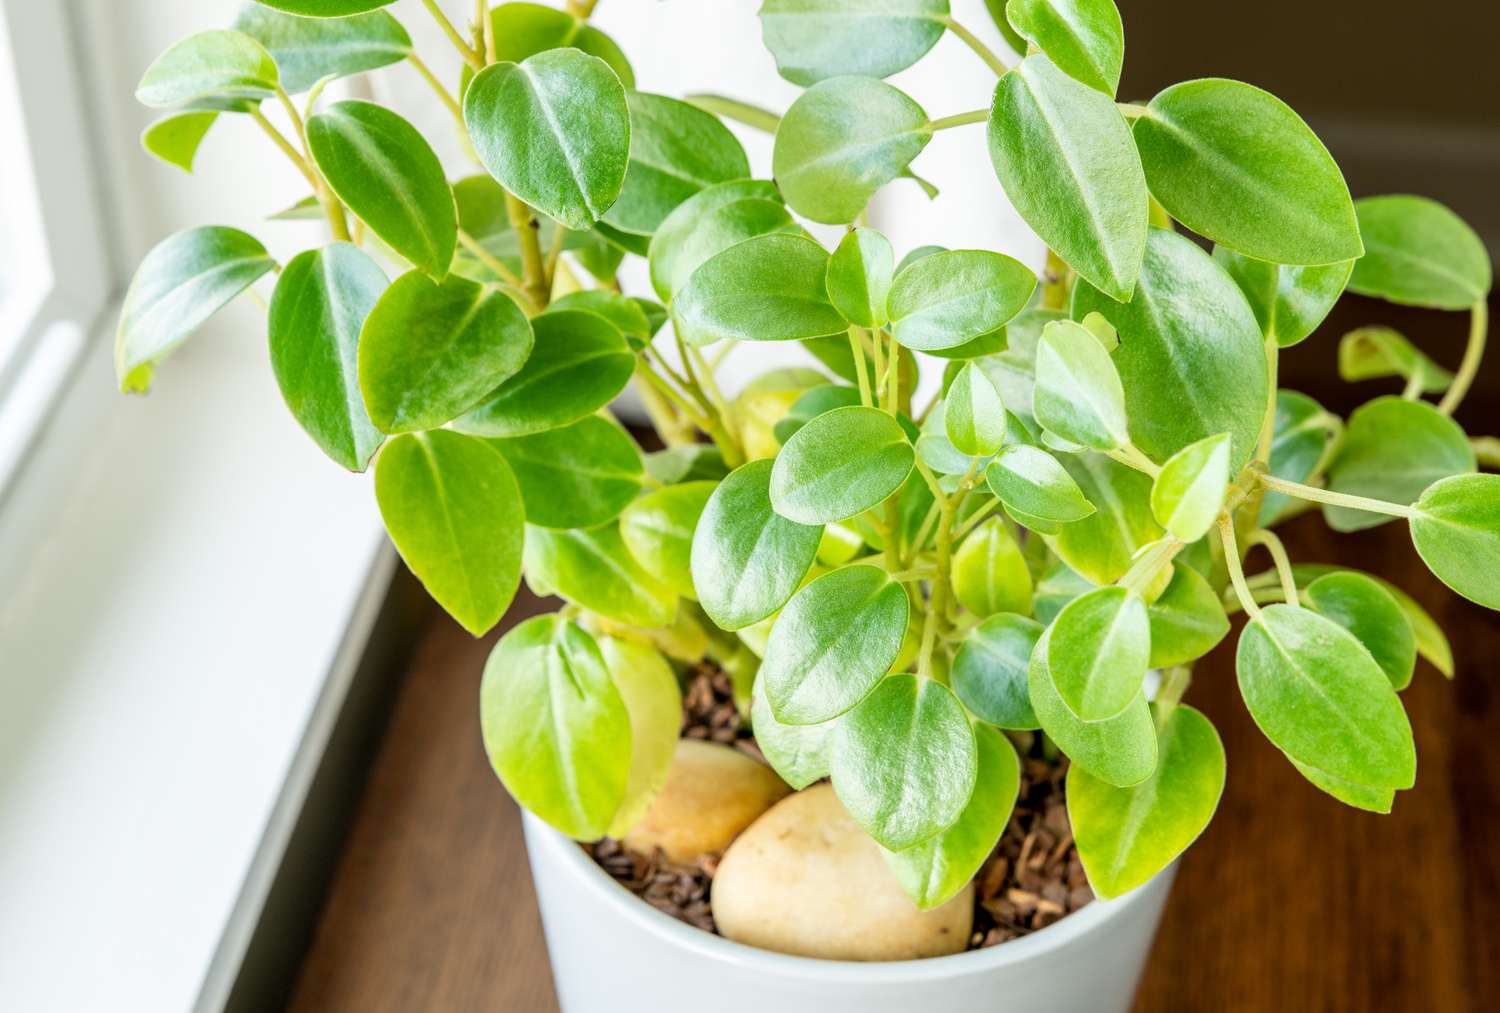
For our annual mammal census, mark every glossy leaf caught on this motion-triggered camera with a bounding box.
[1348,195,1492,309]
[463,50,630,230]
[307,101,456,276]
[759,0,949,85]
[1305,572,1416,690]
[1029,626,1157,786]
[116,226,276,392]
[1033,318,1129,450]
[1048,585,1150,722]
[674,233,847,346]
[487,2,634,86]
[691,459,823,630]
[648,180,794,300]
[1291,758,1395,814]
[481,615,630,839]
[1259,390,1338,525]
[751,679,834,790]
[952,613,1043,729]
[268,243,386,471]
[952,518,1033,618]
[489,416,643,530]
[141,111,218,173]
[1133,80,1362,265]
[374,431,523,636]
[1147,564,1229,668]
[456,310,634,437]
[525,523,677,628]
[232,5,411,94]
[1410,474,1500,611]
[1212,245,1352,348]
[252,0,395,13]
[1324,396,1474,532]
[988,55,1147,301]
[826,228,895,329]
[1004,0,1123,95]
[831,674,977,851]
[774,384,863,445]
[985,444,1095,523]
[600,637,681,836]
[1237,604,1415,788]
[136,30,279,108]
[1338,326,1453,392]
[1069,704,1224,898]
[770,406,915,524]
[762,565,909,724]
[889,249,1036,352]
[619,480,715,599]
[1049,454,1163,585]
[549,289,652,348]
[945,363,1007,456]
[1150,433,1231,542]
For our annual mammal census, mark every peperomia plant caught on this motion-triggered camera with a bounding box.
[122,0,1498,913]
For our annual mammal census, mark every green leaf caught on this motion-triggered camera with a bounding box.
[751,678,834,790]
[1133,80,1362,265]
[136,30,279,108]
[988,55,1147,301]
[770,406,915,524]
[1150,432,1231,542]
[1259,390,1338,526]
[1033,318,1129,450]
[1305,572,1416,691]
[232,5,411,94]
[885,723,1019,908]
[487,2,634,86]
[141,111,218,173]
[772,77,930,224]
[1348,195,1492,309]
[826,228,895,328]
[762,565,909,724]
[268,243,386,471]
[1410,473,1500,611]
[774,384,863,445]
[1029,626,1156,785]
[1324,396,1474,532]
[1290,758,1395,814]
[1073,228,1267,470]
[600,637,681,836]
[692,459,823,630]
[1033,558,1094,624]
[1069,704,1224,899]
[896,252,1035,358]
[648,180,794,301]
[952,613,1043,729]
[480,615,630,839]
[1338,326,1453,392]
[1048,454,1162,584]
[619,480,715,599]
[524,523,677,627]
[115,226,276,392]
[1212,245,1352,347]
[374,431,523,636]
[1147,564,1229,668]
[952,518,1033,618]
[550,289,652,349]
[759,0,949,85]
[1004,0,1123,95]
[831,674,977,851]
[463,50,630,230]
[1238,604,1416,789]
[488,416,642,530]
[252,0,395,14]
[307,101,456,276]
[945,363,1007,456]
[644,445,728,486]
[455,310,634,437]
[674,233,847,346]
[1048,585,1149,722]
[985,444,1095,523]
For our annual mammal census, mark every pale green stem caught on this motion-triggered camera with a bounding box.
[1472,435,1500,469]
[953,495,1000,540]
[849,328,873,406]
[1217,515,1262,621]
[1107,443,1161,477]
[421,0,483,69]
[942,17,1010,76]
[1117,536,1186,596]
[1437,300,1488,416]
[1247,528,1298,606]
[408,53,464,128]
[505,192,549,308]
[925,109,989,132]
[457,228,526,289]
[1117,102,1150,119]
[1401,368,1425,400]
[1153,666,1192,731]
[1041,248,1070,310]
[1256,472,1417,519]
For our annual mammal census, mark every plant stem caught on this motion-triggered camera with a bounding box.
[1247,528,1298,605]
[421,0,483,69]
[248,107,317,188]
[1117,536,1185,595]
[1117,102,1149,119]
[505,192,549,308]
[1041,248,1070,310]
[849,328,873,406]
[1153,665,1192,730]
[870,332,887,411]
[478,0,497,64]
[633,365,694,446]
[1253,335,1279,465]
[1107,443,1161,477]
[456,228,526,288]
[408,53,465,127]
[953,495,1000,540]
[925,109,989,132]
[1472,435,1500,469]
[1217,515,1262,621]
[1256,472,1417,519]
[542,220,567,285]
[1437,300,1488,416]
[566,0,599,16]
[919,499,957,680]
[942,17,1010,76]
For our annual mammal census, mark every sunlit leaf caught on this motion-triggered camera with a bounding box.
[771,406,915,524]
[889,249,1035,352]
[759,0,949,84]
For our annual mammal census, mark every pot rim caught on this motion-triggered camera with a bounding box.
[522,811,1173,983]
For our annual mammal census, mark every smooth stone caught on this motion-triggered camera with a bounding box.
[712,783,974,961]
[621,739,791,862]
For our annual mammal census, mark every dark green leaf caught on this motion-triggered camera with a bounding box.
[1324,396,1474,531]
[488,416,643,530]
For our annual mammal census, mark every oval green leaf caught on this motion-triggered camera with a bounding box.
[945,362,1007,456]
[759,0,949,85]
[889,249,1036,352]
[524,523,677,628]
[488,416,643,530]
[770,406,916,524]
[1033,318,1129,450]
[1324,396,1474,532]
[826,228,896,329]
[1150,432,1231,542]
[952,517,1033,618]
[985,444,1096,523]
[488,2,635,86]
[1029,626,1157,786]
[1004,0,1123,95]
[1348,195,1492,309]
[952,613,1043,729]
[1410,473,1500,611]
[751,678,835,790]
[619,480,715,599]
[1048,453,1163,583]
[136,30,279,108]
[141,111,218,173]
[647,179,791,300]
[1147,564,1229,668]
[1337,326,1453,392]
[1048,585,1150,722]
[1212,245,1352,347]
[674,233,847,346]
[233,5,411,94]
[1305,572,1416,691]
[600,636,681,836]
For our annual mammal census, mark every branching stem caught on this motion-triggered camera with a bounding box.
[1247,528,1298,606]
[942,17,1010,77]
[421,0,484,69]
[1217,515,1262,621]
[1437,300,1488,416]
[1256,473,1417,520]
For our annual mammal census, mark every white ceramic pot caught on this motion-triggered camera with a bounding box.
[522,813,1176,1013]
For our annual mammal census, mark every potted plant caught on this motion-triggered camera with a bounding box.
[120,0,1496,1009]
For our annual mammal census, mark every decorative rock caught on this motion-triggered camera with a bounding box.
[712,783,974,960]
[621,740,790,862]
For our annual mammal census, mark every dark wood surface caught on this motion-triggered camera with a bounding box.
[286,510,1500,1013]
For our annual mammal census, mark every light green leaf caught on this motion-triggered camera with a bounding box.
[674,233,847,346]
[1029,626,1157,785]
[1337,326,1453,392]
[988,55,1147,301]
[1348,195,1492,309]
[826,228,895,328]
[648,180,794,301]
[463,49,630,230]
[691,459,823,630]
[762,564,909,724]
[1150,432,1231,542]
[1033,558,1095,624]
[481,615,630,839]
[1324,396,1474,531]
[1073,228,1267,470]
[644,445,729,486]
[600,637,682,836]
[136,30,279,108]
[751,678,834,790]
[1147,564,1229,668]
[233,5,411,94]
[268,243,387,471]
[307,100,457,277]
[759,0,949,85]
[774,384,863,445]
[487,2,634,86]
[116,226,277,392]
[1259,390,1338,526]
[1133,79,1362,265]
[1069,704,1224,898]
[889,249,1036,352]
[945,363,1007,456]
[141,111,218,173]
[455,310,634,437]
[1305,572,1416,690]
[1212,245,1352,347]
[1004,0,1123,94]
[1048,454,1163,584]
[985,444,1096,523]
[252,0,395,14]
[524,523,677,627]
[952,518,1033,618]
[1236,603,1415,788]
[831,674,977,851]
[1033,318,1129,450]
[1048,585,1149,722]
[1410,473,1500,611]
[374,431,523,636]
[619,480,715,599]
[952,613,1043,729]
[885,723,1019,909]
[770,406,915,524]
[1290,758,1395,814]
[549,289,652,349]
[488,416,642,530]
